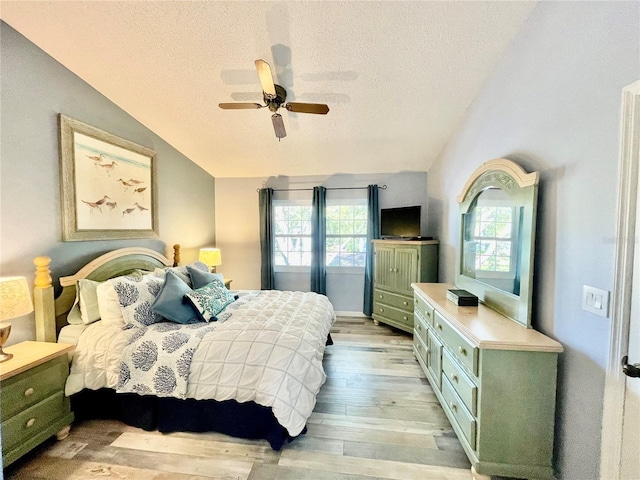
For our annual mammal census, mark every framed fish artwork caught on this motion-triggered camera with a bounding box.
[59,114,158,241]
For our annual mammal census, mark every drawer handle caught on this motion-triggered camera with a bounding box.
[403,301,408,306]
[417,324,422,331]
[389,268,394,272]
[26,418,36,428]
[449,401,457,412]
[403,316,408,321]
[379,308,384,313]
[459,346,467,356]
[451,373,458,383]
[379,294,383,299]
[436,322,442,330]
[426,311,432,318]
[24,387,35,397]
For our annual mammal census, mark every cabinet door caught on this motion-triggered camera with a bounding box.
[427,328,443,391]
[394,247,419,295]
[374,246,395,290]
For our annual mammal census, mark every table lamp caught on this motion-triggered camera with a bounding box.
[199,248,222,273]
[0,276,34,362]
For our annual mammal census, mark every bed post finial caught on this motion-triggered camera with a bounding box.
[173,244,181,267]
[34,256,52,288]
[33,256,56,342]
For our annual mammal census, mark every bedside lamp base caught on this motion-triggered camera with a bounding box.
[0,323,13,362]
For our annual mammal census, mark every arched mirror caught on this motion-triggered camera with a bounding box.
[456,159,539,328]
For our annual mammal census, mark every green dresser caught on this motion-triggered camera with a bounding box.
[1,341,74,467]
[372,240,438,333]
[412,283,563,480]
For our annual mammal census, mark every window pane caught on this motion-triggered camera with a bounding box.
[326,238,341,252]
[353,252,366,266]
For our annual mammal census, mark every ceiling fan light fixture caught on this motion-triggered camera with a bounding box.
[219,58,329,139]
[272,114,286,140]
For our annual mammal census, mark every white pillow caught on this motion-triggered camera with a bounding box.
[78,279,102,324]
[67,300,83,325]
[66,278,101,325]
[96,280,125,328]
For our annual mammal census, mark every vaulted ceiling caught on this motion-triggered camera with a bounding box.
[0,1,535,178]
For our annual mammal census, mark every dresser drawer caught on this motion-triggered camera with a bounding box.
[375,289,413,312]
[413,334,428,367]
[442,349,477,416]
[1,358,68,419]
[414,294,434,327]
[2,391,68,453]
[374,302,413,328]
[442,377,477,450]
[413,311,428,345]
[433,311,478,375]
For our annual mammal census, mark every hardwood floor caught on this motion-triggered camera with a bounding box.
[4,317,471,480]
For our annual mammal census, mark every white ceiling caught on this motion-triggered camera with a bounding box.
[0,1,535,178]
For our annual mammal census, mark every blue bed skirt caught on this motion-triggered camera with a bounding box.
[71,389,302,450]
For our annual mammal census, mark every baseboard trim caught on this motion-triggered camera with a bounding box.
[334,311,370,318]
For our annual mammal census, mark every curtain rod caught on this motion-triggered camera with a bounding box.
[256,185,387,193]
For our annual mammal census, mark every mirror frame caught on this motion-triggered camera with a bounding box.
[456,158,539,328]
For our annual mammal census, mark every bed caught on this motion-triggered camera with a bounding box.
[33,245,335,450]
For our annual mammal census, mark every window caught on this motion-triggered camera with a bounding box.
[326,205,367,267]
[472,206,515,272]
[273,202,368,268]
[274,204,312,266]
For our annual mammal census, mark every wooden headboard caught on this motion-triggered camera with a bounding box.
[33,245,180,342]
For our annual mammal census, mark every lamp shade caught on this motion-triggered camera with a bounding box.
[0,276,34,321]
[199,248,222,268]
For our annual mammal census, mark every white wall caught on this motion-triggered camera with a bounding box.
[426,2,639,479]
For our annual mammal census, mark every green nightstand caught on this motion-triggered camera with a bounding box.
[1,341,74,467]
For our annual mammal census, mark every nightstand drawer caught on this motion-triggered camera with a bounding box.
[1,391,68,452]
[1,357,68,419]
[442,349,477,416]
[433,311,478,375]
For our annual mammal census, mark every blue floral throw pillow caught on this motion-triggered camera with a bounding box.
[113,274,165,327]
[184,278,236,322]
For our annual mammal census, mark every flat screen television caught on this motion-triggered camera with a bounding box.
[380,206,421,239]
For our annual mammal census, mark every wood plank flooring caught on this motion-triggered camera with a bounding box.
[4,316,471,480]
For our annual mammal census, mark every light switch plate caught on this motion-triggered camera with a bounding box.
[582,285,610,318]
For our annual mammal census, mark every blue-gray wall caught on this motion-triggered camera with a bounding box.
[0,23,216,344]
[426,2,639,478]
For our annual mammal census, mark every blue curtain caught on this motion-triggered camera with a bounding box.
[259,188,275,290]
[311,186,327,294]
[363,184,380,316]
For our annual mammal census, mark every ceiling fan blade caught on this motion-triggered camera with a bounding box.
[285,102,330,115]
[272,114,287,139]
[255,59,277,98]
[218,103,263,110]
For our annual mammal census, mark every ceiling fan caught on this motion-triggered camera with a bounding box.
[219,59,330,139]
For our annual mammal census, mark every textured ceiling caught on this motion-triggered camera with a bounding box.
[0,1,535,178]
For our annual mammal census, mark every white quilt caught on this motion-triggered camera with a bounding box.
[64,290,335,436]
